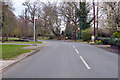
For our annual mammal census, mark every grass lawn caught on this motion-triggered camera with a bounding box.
[73,40,84,42]
[38,37,57,40]
[2,44,31,59]
[0,37,19,41]
[5,41,42,44]
[0,44,1,59]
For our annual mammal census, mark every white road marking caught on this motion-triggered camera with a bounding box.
[80,56,91,70]
[73,45,75,49]
[75,49,79,54]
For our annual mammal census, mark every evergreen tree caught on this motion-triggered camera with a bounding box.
[77,1,91,30]
[77,1,94,39]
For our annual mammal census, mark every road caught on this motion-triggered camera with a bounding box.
[3,40,118,78]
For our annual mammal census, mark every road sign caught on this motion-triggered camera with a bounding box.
[35,19,38,21]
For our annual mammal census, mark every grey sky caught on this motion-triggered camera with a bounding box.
[13,0,119,17]
[13,0,58,16]
[13,0,25,16]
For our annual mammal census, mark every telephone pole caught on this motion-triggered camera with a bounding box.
[96,2,99,39]
[118,1,120,31]
[93,0,96,42]
[25,8,28,38]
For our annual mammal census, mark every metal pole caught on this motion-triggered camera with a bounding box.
[33,16,35,45]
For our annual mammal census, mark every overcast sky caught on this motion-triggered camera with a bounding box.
[12,0,61,16]
[13,0,119,17]
[13,0,25,16]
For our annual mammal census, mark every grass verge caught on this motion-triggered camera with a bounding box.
[2,44,31,59]
[4,41,42,44]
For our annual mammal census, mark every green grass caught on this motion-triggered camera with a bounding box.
[0,37,19,41]
[2,44,31,59]
[0,44,2,59]
[73,39,84,42]
[5,41,42,44]
[38,37,57,40]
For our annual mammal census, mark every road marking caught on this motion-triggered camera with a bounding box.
[80,56,91,70]
[75,49,79,54]
[73,45,75,49]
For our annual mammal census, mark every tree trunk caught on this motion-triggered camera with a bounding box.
[2,34,4,43]
[6,33,8,41]
[74,19,77,41]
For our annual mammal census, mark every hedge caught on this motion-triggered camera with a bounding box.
[101,38,111,45]
[101,38,120,47]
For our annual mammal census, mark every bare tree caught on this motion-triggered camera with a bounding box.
[37,2,62,39]
[100,2,120,34]
[22,0,41,24]
[2,1,17,42]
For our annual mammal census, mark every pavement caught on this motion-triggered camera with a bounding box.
[2,40,119,78]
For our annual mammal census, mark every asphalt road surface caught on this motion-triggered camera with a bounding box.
[3,40,118,78]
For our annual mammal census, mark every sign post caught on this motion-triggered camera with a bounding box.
[33,17,37,46]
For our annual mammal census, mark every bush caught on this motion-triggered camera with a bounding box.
[101,38,111,45]
[48,35,54,39]
[109,38,117,45]
[110,32,120,46]
[81,28,92,41]
[112,32,120,38]
[101,38,120,47]
[116,39,120,47]
[112,38,120,47]
[95,40,103,45]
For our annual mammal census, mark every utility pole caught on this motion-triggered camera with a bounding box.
[96,2,99,39]
[118,1,120,31]
[25,8,28,38]
[93,0,96,42]
[74,6,77,41]
[78,0,81,40]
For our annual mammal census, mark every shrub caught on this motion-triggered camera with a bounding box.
[109,32,120,46]
[81,28,92,41]
[95,40,103,45]
[48,35,54,39]
[115,38,120,47]
[112,32,120,38]
[101,38,111,45]
[101,38,120,47]
[109,38,117,45]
